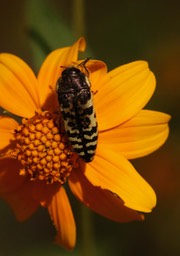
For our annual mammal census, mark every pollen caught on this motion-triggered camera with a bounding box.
[13,111,73,184]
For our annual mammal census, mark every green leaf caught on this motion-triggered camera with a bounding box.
[25,0,75,71]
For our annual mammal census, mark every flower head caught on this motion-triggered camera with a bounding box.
[0,38,170,249]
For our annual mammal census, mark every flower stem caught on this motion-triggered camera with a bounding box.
[72,0,86,37]
[80,205,96,255]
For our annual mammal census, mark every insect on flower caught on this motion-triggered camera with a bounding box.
[0,37,170,250]
[56,58,98,162]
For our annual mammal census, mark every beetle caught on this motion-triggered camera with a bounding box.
[56,60,98,162]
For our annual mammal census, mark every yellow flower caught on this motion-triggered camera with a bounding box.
[0,38,170,250]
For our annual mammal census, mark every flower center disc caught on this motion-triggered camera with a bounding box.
[14,111,73,184]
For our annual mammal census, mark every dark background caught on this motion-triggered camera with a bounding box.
[0,0,179,255]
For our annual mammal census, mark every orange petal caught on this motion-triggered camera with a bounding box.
[0,157,25,195]
[2,180,39,221]
[98,110,171,159]
[69,168,143,222]
[94,61,156,131]
[0,54,40,117]
[0,116,18,152]
[0,157,39,221]
[48,186,76,250]
[32,181,60,207]
[82,149,156,213]
[37,37,86,110]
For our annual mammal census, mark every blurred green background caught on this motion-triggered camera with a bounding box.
[0,0,179,255]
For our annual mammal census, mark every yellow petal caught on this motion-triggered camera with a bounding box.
[48,186,76,250]
[0,116,18,152]
[88,60,108,94]
[94,61,156,131]
[37,37,86,110]
[82,149,156,213]
[69,168,143,222]
[98,110,171,159]
[0,54,40,117]
[75,59,107,92]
